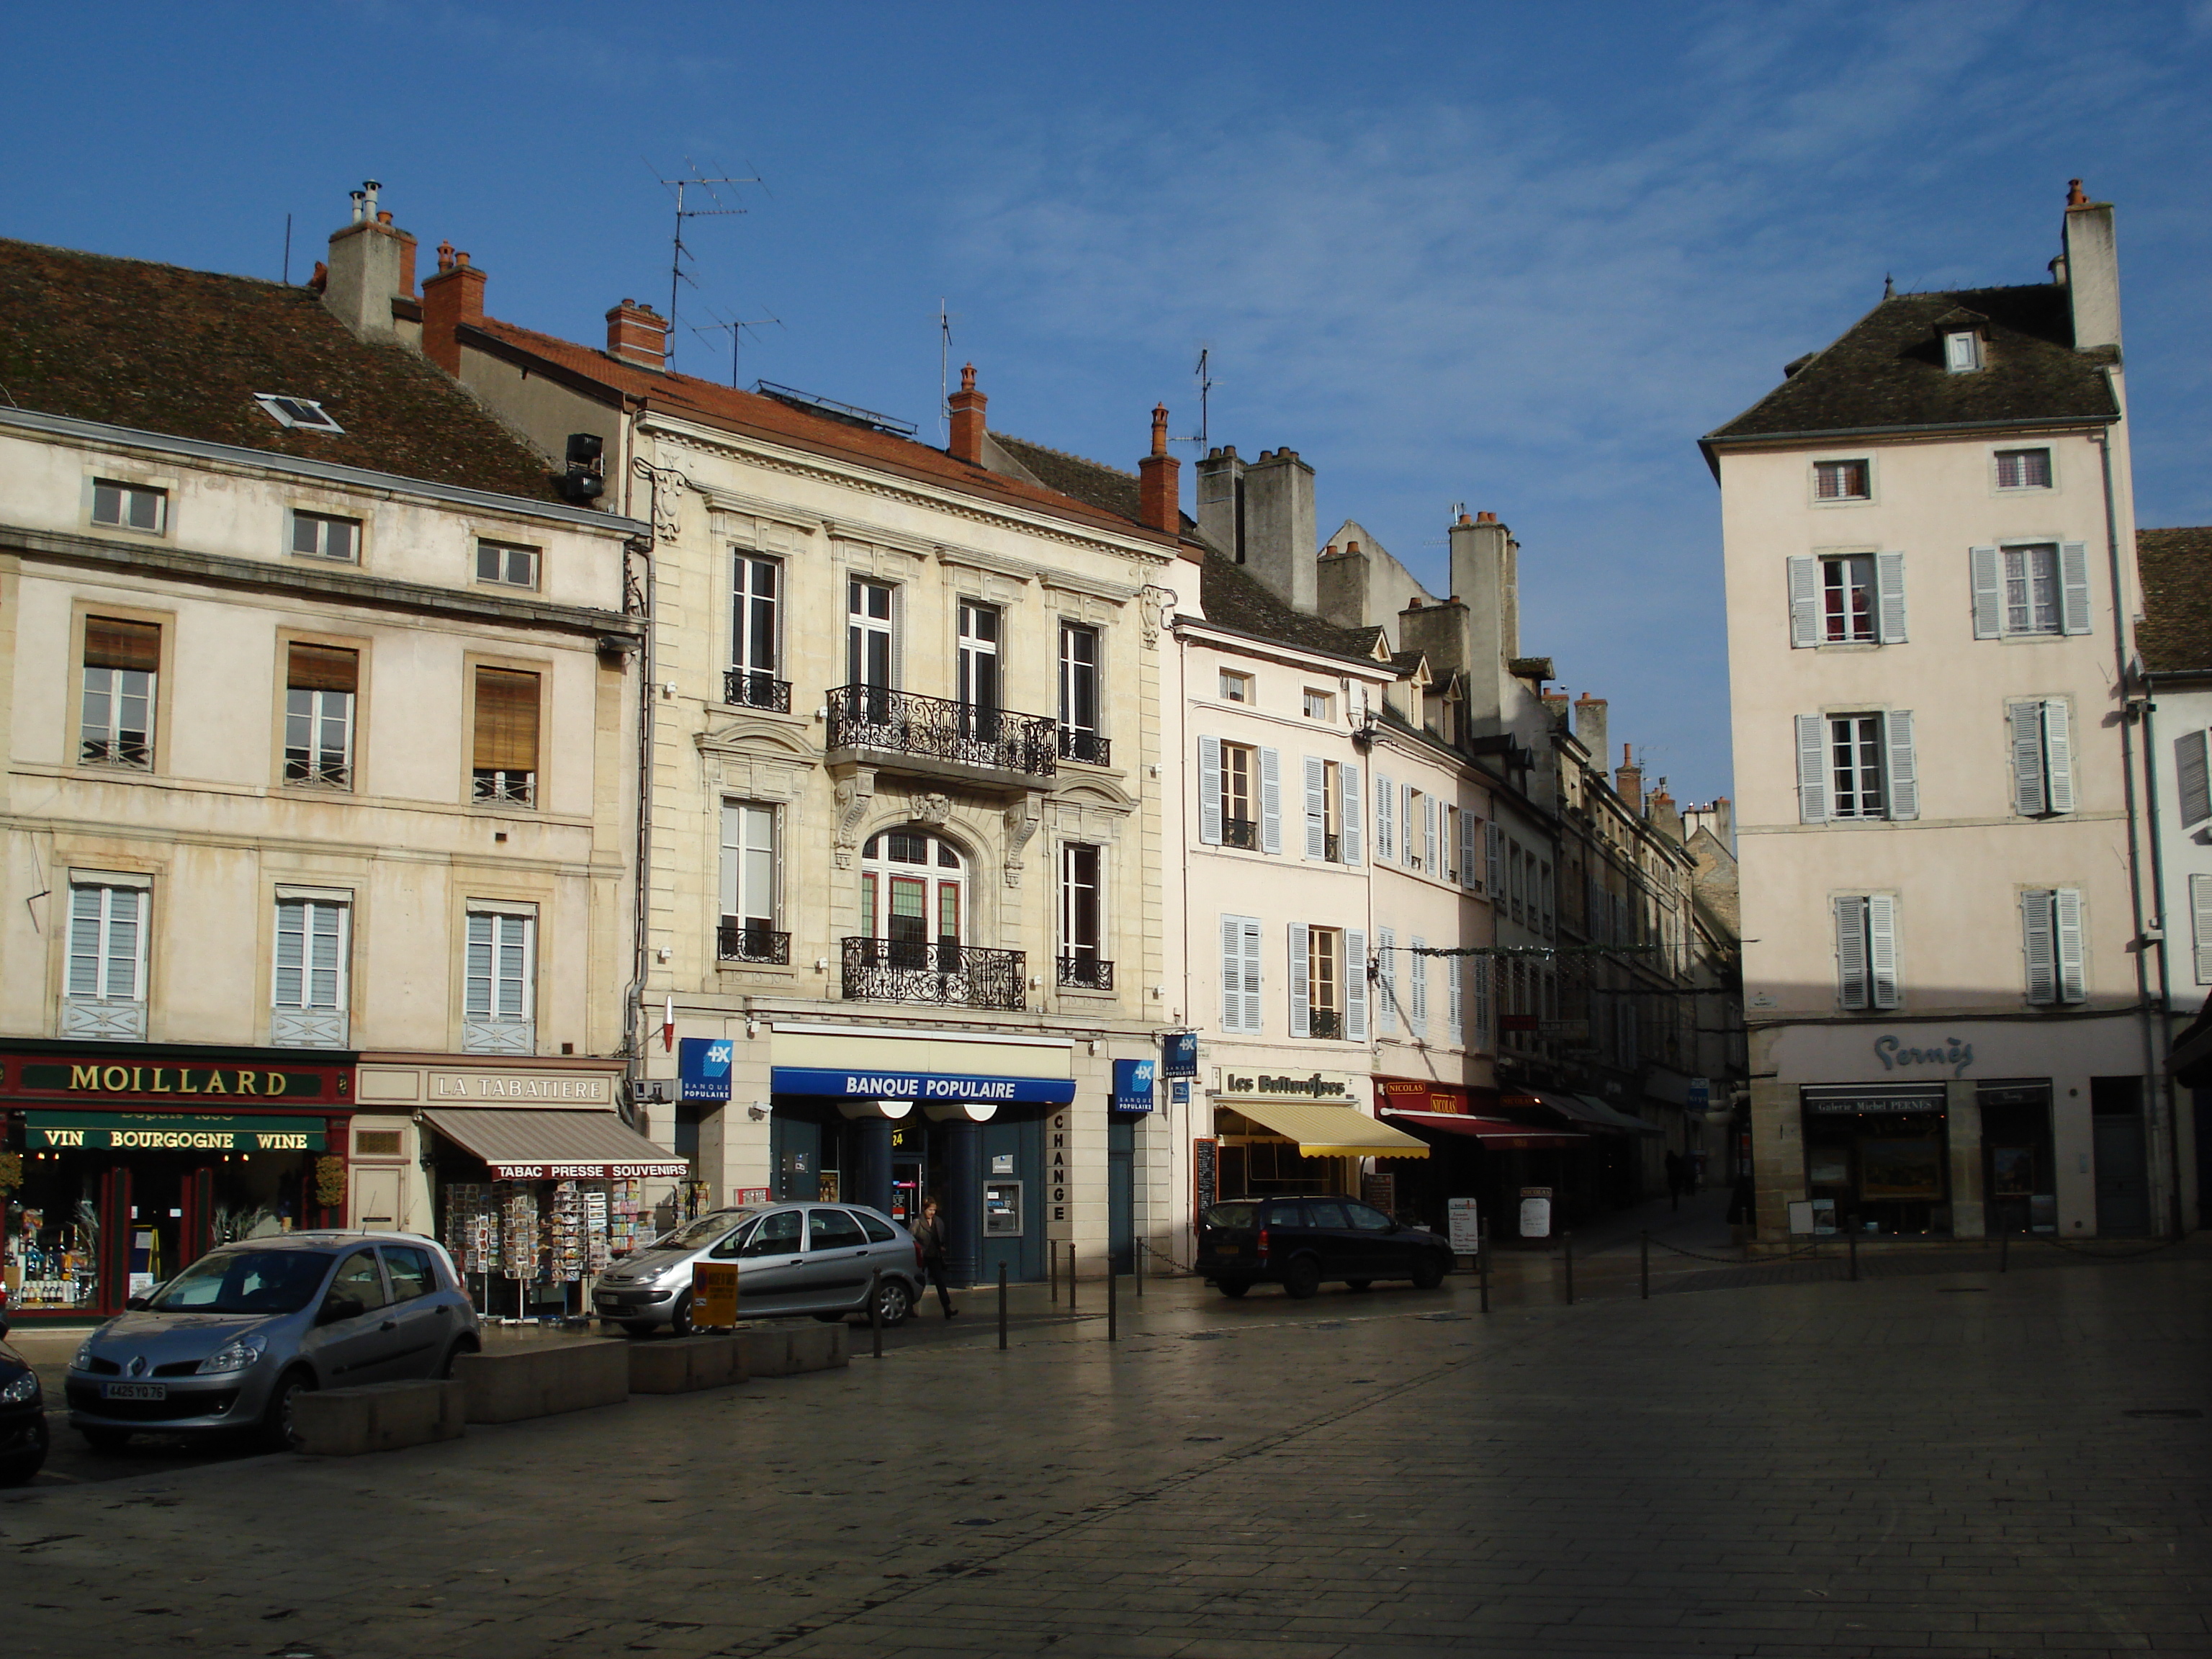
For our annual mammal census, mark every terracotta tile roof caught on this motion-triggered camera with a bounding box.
[2136,526,2212,674]
[467,318,1172,548]
[1195,551,1377,662]
[1706,284,2118,445]
[0,238,562,500]
[986,433,1143,522]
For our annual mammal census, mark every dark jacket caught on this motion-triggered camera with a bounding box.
[914,1215,948,1266]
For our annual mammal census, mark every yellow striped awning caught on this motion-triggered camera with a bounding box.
[1224,1100,1430,1159]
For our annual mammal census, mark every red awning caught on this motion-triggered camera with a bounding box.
[1382,1110,1588,1151]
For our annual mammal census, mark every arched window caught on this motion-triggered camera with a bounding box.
[861,830,965,968]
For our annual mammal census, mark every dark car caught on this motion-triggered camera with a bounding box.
[0,1303,49,1485]
[1197,1196,1452,1299]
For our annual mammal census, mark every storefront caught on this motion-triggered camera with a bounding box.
[1798,1082,1951,1236]
[1210,1069,1428,1202]
[0,1043,353,1318]
[1373,1079,1586,1238]
[1976,1079,2058,1236]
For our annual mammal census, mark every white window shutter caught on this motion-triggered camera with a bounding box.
[1424,798,1439,875]
[1219,913,1244,1030]
[2021,891,2056,1005]
[1471,951,1492,1048]
[2054,888,2085,1003]
[2059,542,2092,635]
[1374,773,1394,860]
[1303,757,1327,860]
[1884,710,1917,821]
[1240,917,1264,1033]
[1341,763,1363,865]
[1401,784,1414,866]
[1876,552,1907,643]
[1377,926,1398,1033]
[1288,922,1311,1038]
[1796,714,1829,823]
[1540,864,1555,938]
[1198,735,1223,845]
[1866,894,1899,1010]
[1447,953,1464,1046]
[1787,556,1819,648]
[1485,820,1503,894]
[2192,875,2212,985]
[1460,809,1478,891]
[1259,747,1282,854]
[2041,700,2074,814]
[1344,928,1368,1040]
[1971,546,2002,639]
[2178,731,2212,830]
[1835,896,1869,1011]
[1409,935,1428,1038]
[2010,702,2047,817]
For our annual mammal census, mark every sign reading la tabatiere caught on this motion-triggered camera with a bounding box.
[6,1059,342,1101]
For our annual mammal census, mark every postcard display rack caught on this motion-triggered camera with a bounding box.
[442,1178,653,1321]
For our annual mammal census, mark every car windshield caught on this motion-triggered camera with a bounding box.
[1204,1201,1261,1231]
[657,1211,755,1251]
[148,1249,333,1315]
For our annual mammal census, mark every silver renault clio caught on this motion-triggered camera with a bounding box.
[65,1231,481,1452]
[591,1201,923,1334]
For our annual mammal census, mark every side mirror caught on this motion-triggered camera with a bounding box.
[125,1294,153,1310]
[318,1295,367,1326]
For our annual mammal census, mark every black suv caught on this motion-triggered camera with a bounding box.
[1197,1196,1452,1299]
[0,1303,48,1485]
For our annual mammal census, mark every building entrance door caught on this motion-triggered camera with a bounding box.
[2092,1079,2151,1236]
[890,1159,924,1228]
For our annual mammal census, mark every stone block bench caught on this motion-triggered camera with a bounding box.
[736,1321,850,1377]
[293,1379,467,1456]
[454,1341,629,1424]
[628,1334,747,1394]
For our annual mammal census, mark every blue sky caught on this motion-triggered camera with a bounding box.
[5,1,2208,802]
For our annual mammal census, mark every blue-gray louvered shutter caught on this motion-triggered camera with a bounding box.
[2021,891,2057,1006]
[1376,926,1397,1033]
[1340,763,1363,865]
[1787,556,1819,648]
[1797,715,1829,823]
[1287,922,1310,1038]
[1344,928,1368,1040]
[2041,700,2074,814]
[2010,701,2047,816]
[1409,935,1428,1038]
[1884,711,1917,820]
[1971,546,2002,639]
[1460,808,1478,890]
[1259,747,1282,854]
[2192,875,2212,986]
[1239,916,1264,1033]
[1198,735,1222,845]
[1303,757,1327,860]
[1424,796,1439,876]
[1374,773,1394,860]
[1447,952,1464,1046]
[2059,542,2092,635]
[1866,894,1899,1010]
[1220,912,1244,1030]
[2054,889,2085,1004]
[1876,552,1907,643]
[2179,731,2212,830]
[1835,896,1869,1011]
[1485,820,1503,894]
[1471,950,1492,1048]
[1401,784,1415,866]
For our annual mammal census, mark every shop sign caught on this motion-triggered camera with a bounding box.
[1802,1082,1948,1115]
[429,1071,615,1104]
[485,1159,691,1180]
[1687,1076,1711,1112]
[1518,1186,1552,1239]
[679,1038,734,1102]
[1219,1071,1350,1102]
[1161,1031,1199,1078]
[1111,1058,1156,1116]
[1192,1137,1219,1219]
[24,1112,327,1152]
[1871,1035,1974,1076]
[10,1062,337,1100]
[1378,1078,1462,1114]
[772,1066,1076,1106]
[691,1263,739,1328]
[1446,1197,1481,1253]
[1171,1079,1190,1105]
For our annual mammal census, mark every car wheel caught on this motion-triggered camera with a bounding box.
[1282,1257,1323,1300]
[1346,1280,1373,1292]
[621,1321,657,1339]
[667,1290,696,1338]
[0,1419,50,1484]
[1216,1278,1253,1299]
[78,1425,132,1454]
[261,1368,317,1452]
[1411,1255,1446,1290]
[439,1337,480,1379]
[873,1277,914,1328]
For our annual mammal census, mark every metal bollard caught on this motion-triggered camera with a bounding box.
[1067,1242,1078,1312]
[1640,1230,1650,1300]
[1107,1259,1118,1341]
[870,1269,884,1359]
[1135,1238,1144,1299]
[1479,1219,1491,1314]
[1563,1231,1574,1305]
[998,1262,1009,1349]
[1048,1238,1058,1305]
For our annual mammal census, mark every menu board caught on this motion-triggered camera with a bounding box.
[1192,1137,1218,1223]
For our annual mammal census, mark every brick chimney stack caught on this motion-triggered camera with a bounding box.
[606,299,668,371]
[947,362,987,464]
[1615,743,1644,814]
[1573,693,1608,763]
[1138,403,1180,536]
[420,241,486,377]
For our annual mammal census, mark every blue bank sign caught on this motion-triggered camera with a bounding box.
[772,1066,1076,1106]
[1112,1058,1157,1116]
[679,1037,733,1102]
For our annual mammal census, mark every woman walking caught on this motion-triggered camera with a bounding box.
[913,1198,958,1318]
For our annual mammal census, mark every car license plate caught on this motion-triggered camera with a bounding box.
[102,1382,166,1401]
[1214,1244,1240,1255]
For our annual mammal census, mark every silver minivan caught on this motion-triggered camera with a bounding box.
[65,1231,481,1451]
[591,1201,923,1335]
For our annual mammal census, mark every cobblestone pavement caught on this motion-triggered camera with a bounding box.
[6,1252,2209,1658]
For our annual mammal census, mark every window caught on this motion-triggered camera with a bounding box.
[1303,757,1349,862]
[860,830,964,969]
[1199,737,1277,853]
[1303,688,1334,722]
[328,1249,389,1313]
[1834,894,1899,1011]
[476,540,539,589]
[1824,555,1874,641]
[2020,889,2085,1006]
[729,555,782,707]
[91,479,166,533]
[1373,772,1394,861]
[1290,924,1343,1038]
[1405,786,1426,871]
[290,511,359,562]
[1376,925,1397,1034]
[463,908,536,1052]
[1972,543,2090,639]
[1219,912,1264,1033]
[284,644,358,788]
[847,580,895,690]
[956,601,1000,714]
[2190,873,2212,986]
[382,1246,434,1303]
[80,616,159,768]
[1218,670,1252,703]
[1058,623,1104,761]
[1059,842,1108,988]
[1814,459,1869,502]
[1408,934,1429,1039]
[1789,552,1905,647]
[255,393,344,433]
[2176,730,2212,830]
[1796,711,1916,823]
[272,894,349,1046]
[472,667,539,805]
[719,802,781,962]
[67,881,147,1014]
[355,1130,403,1156]
[2008,699,2075,817]
[1943,330,1983,373]
[808,1209,870,1250]
[1996,448,2052,490]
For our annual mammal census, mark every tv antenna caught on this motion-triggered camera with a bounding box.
[648,158,763,372]
[1171,346,1215,451]
[693,307,784,390]
[936,299,962,441]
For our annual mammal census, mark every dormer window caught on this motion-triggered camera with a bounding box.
[1943,330,1983,373]
[256,394,345,434]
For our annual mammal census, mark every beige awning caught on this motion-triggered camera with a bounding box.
[421,1107,691,1180]
[1223,1100,1429,1159]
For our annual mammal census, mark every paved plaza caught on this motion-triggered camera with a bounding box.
[5,1243,2210,1658]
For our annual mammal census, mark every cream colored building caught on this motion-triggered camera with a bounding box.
[0,214,649,1320]
[1707,185,2175,1241]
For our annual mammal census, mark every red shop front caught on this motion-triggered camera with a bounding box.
[0,1044,354,1319]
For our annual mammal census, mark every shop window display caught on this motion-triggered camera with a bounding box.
[441,1177,655,1319]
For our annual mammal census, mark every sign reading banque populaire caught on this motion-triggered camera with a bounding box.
[772,1066,1076,1105]
[25,1112,326,1151]
[679,1037,734,1102]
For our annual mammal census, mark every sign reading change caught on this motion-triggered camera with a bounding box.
[25,1112,327,1153]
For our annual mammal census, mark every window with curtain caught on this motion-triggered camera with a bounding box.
[285,643,359,788]
[472,667,540,805]
[81,616,159,768]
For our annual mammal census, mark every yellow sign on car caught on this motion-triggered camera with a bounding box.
[691,1263,739,1328]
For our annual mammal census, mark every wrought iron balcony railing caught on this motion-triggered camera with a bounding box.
[842,936,1027,1012]
[1323,832,1341,862]
[718,921,792,965]
[723,668,793,712]
[472,768,535,806]
[1057,953,1115,992]
[1057,726,1112,767]
[1307,1008,1344,1040]
[1222,816,1259,851]
[827,685,1057,780]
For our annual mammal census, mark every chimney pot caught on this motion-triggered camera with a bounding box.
[947,361,988,465]
[1346,539,1359,554]
[1138,404,1180,536]
[2067,177,2087,207]
[436,240,456,273]
[377,210,393,226]
[321,184,417,343]
[605,298,670,371]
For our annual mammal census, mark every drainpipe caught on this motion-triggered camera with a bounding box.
[2139,679,2184,1235]
[619,400,654,1130]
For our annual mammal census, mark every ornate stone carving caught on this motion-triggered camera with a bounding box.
[1002,799,1041,889]
[632,456,693,541]
[832,768,875,868]
[917,792,953,827]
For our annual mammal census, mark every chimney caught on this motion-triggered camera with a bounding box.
[1574,694,1608,763]
[1615,743,1643,814]
[2060,179,2121,354]
[1196,445,1246,562]
[1648,780,1683,842]
[947,362,986,464]
[420,241,486,377]
[1138,404,1180,536]
[1242,447,1317,613]
[1449,509,1514,733]
[1316,536,1373,630]
[1398,594,1470,682]
[1542,691,1570,730]
[606,299,669,371]
[321,179,418,343]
